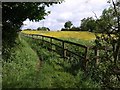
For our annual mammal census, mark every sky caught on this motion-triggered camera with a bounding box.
[21,0,110,31]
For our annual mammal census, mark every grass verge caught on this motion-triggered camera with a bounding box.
[2,35,40,88]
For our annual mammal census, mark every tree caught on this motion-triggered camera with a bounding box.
[70,26,81,31]
[64,21,73,29]
[95,7,117,33]
[2,2,61,43]
[92,0,120,88]
[2,2,62,60]
[80,17,97,32]
[37,27,50,31]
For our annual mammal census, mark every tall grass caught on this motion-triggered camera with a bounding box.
[22,34,100,88]
[2,32,100,88]
[20,31,120,88]
[2,35,40,88]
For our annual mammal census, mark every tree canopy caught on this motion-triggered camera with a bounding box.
[80,4,120,33]
[80,17,96,32]
[93,0,120,87]
[2,2,62,45]
[2,2,63,60]
[64,21,73,29]
[37,27,50,31]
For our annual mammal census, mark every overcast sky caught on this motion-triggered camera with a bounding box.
[21,0,110,31]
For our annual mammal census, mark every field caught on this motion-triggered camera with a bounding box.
[2,34,100,88]
[21,30,96,40]
[3,30,119,88]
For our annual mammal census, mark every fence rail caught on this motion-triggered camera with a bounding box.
[22,33,111,71]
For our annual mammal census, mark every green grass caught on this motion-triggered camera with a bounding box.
[2,35,40,88]
[0,61,2,89]
[19,32,120,88]
[22,34,100,88]
[2,33,100,88]
[60,37,95,46]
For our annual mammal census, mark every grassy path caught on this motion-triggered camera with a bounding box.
[2,35,42,88]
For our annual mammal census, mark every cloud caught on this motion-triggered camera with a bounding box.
[22,18,43,29]
[21,0,109,30]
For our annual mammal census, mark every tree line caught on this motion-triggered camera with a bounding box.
[61,4,119,33]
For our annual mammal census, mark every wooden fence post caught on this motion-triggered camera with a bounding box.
[62,41,66,58]
[42,36,44,47]
[94,47,99,65]
[32,34,33,39]
[50,37,52,51]
[39,35,42,44]
[84,47,89,71]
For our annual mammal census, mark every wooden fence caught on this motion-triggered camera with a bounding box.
[22,33,111,71]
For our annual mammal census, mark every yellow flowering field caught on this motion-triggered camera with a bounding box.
[21,30,96,40]
[21,30,46,35]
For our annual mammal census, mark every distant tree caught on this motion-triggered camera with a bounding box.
[61,28,67,31]
[37,27,50,31]
[37,27,42,30]
[80,17,97,32]
[47,28,50,31]
[80,6,119,33]
[26,28,32,30]
[70,26,81,31]
[64,21,73,29]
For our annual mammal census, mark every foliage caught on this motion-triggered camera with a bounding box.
[70,26,81,31]
[64,21,73,29]
[95,7,117,33]
[78,2,120,88]
[80,5,119,33]
[3,0,120,88]
[80,17,97,32]
[37,27,50,31]
[61,28,67,31]
[3,2,52,41]
[26,28,32,30]
[91,0,120,88]
[61,26,81,31]
[2,2,62,61]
